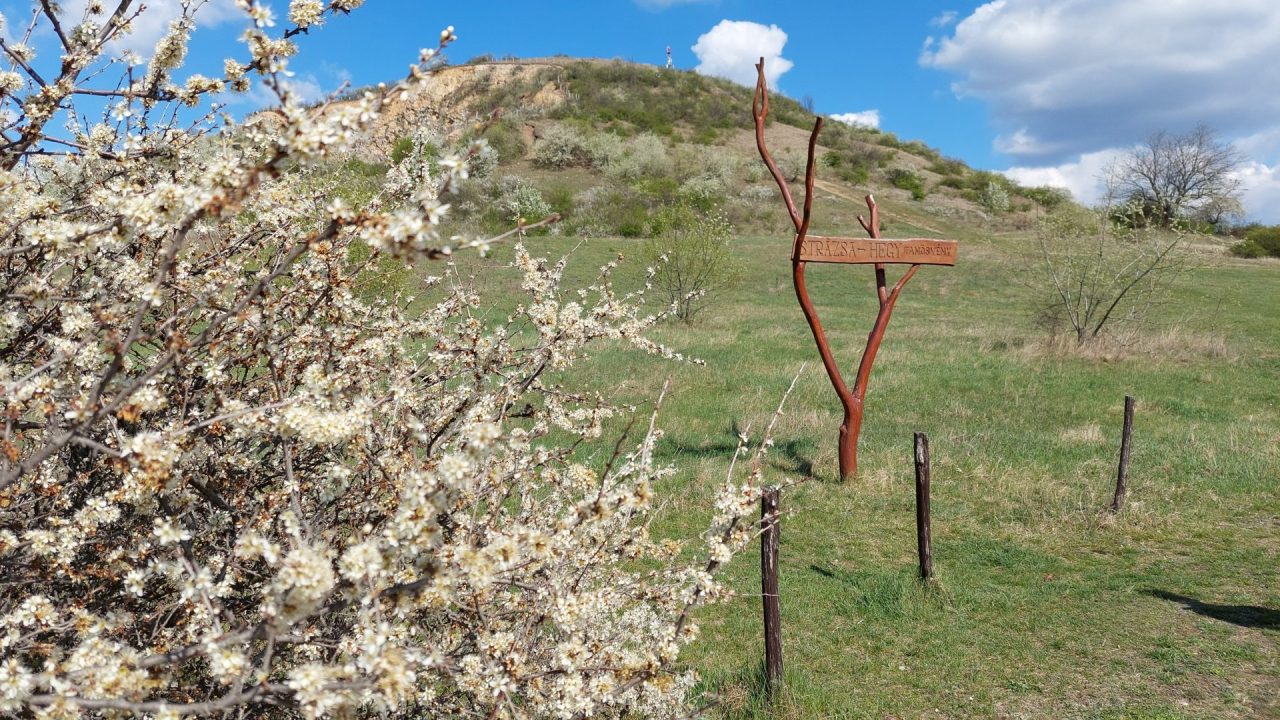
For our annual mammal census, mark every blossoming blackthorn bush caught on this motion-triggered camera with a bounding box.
[0,2,772,716]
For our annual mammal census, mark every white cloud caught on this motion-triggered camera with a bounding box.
[1236,161,1280,224]
[1002,147,1125,206]
[993,128,1065,156]
[692,20,793,88]
[921,1,1280,163]
[929,11,958,28]
[830,110,880,129]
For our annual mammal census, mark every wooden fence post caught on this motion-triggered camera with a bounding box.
[760,486,783,696]
[1110,395,1135,512]
[913,433,933,581]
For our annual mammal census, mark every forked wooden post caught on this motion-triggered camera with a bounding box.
[760,486,783,696]
[1110,395,1135,512]
[913,433,933,581]
[752,58,959,480]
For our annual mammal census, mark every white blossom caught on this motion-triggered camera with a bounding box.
[0,5,766,718]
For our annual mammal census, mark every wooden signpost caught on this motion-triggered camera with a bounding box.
[753,59,959,480]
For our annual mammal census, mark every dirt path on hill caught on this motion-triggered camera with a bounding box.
[812,178,949,236]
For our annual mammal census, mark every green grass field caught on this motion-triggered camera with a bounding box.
[444,194,1279,719]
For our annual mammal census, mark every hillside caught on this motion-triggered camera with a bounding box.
[314,58,1076,243]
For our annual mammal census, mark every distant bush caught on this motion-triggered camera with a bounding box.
[543,183,577,219]
[928,157,968,176]
[1231,240,1270,258]
[584,131,625,170]
[979,181,1010,215]
[887,168,927,200]
[678,176,727,211]
[607,132,670,180]
[875,132,903,149]
[496,176,554,233]
[569,186,651,237]
[481,119,526,163]
[838,163,871,186]
[634,176,680,204]
[690,126,720,145]
[642,205,742,322]
[533,124,588,168]
[821,149,874,186]
[902,139,941,162]
[674,145,738,186]
[739,185,777,203]
[1230,225,1280,258]
[1019,185,1072,210]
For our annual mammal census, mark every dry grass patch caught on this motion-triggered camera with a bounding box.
[1019,328,1237,362]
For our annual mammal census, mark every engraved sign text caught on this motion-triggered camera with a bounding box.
[797,236,958,266]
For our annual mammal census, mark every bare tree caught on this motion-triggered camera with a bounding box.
[1033,207,1188,345]
[1111,125,1244,226]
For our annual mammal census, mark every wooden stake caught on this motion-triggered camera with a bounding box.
[913,432,933,581]
[760,486,783,696]
[1111,395,1135,512]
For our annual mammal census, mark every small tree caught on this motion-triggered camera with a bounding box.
[1032,206,1188,345]
[1110,125,1244,227]
[642,205,741,322]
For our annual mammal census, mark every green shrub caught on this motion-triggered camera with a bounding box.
[532,124,588,168]
[690,126,719,145]
[678,176,726,211]
[838,164,871,186]
[902,140,941,162]
[1243,225,1280,256]
[481,120,526,163]
[1230,240,1269,258]
[928,157,967,176]
[567,186,650,237]
[544,184,576,219]
[887,168,927,200]
[606,132,670,180]
[495,176,553,233]
[641,205,742,322]
[584,131,625,171]
[1019,185,1072,210]
[979,181,1010,215]
[634,176,680,204]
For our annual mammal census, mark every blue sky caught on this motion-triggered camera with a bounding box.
[9,1,1280,221]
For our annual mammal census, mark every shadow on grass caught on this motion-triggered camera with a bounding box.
[655,421,819,482]
[768,438,816,480]
[809,564,949,620]
[1143,589,1280,630]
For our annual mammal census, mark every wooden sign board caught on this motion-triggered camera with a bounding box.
[797,236,958,266]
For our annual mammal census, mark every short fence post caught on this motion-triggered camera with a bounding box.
[1111,395,1135,513]
[913,433,933,581]
[760,486,783,696]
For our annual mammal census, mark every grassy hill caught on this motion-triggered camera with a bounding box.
[323,58,1072,242]
[338,59,1279,718]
